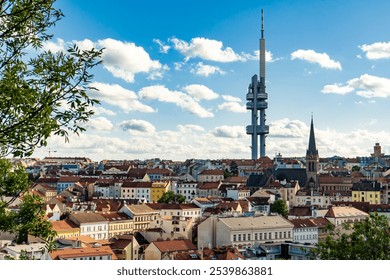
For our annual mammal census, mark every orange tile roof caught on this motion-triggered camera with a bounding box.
[152,239,196,253]
[50,246,117,260]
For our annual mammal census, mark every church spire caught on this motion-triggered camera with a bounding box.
[305,115,319,191]
[306,115,318,157]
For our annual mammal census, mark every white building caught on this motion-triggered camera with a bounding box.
[176,180,198,202]
[2,242,48,260]
[69,213,108,240]
[198,215,294,249]
[289,218,318,244]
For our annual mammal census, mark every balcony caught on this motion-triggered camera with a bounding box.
[246,102,254,110]
[246,93,254,100]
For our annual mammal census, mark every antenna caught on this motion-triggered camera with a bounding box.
[261,9,264,39]
[259,9,266,82]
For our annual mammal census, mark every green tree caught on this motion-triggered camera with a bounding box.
[0,0,102,158]
[271,199,288,216]
[312,213,390,260]
[229,160,239,176]
[158,191,186,204]
[0,0,102,250]
[351,165,361,172]
[0,159,57,248]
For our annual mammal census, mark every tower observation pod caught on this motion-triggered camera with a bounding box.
[246,9,269,159]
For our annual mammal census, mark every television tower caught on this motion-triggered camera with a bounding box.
[246,9,269,159]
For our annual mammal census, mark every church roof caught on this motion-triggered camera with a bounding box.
[306,117,318,157]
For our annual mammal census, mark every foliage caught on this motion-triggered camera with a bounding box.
[0,159,57,248]
[271,199,288,216]
[0,0,102,251]
[0,0,102,158]
[312,213,390,260]
[351,165,361,172]
[229,160,239,176]
[158,191,186,204]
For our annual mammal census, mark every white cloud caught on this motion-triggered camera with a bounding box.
[42,38,66,52]
[153,39,171,53]
[73,39,95,51]
[247,50,280,62]
[291,49,342,70]
[322,74,390,98]
[222,95,242,102]
[83,117,114,131]
[182,84,219,100]
[191,62,226,77]
[97,38,166,82]
[42,38,167,83]
[177,124,205,133]
[359,42,390,60]
[119,119,156,133]
[90,106,117,116]
[32,117,390,161]
[89,82,156,113]
[212,125,246,138]
[321,84,354,95]
[217,102,246,113]
[139,85,214,118]
[170,37,246,62]
[174,62,184,71]
[269,118,308,138]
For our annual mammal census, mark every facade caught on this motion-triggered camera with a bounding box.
[197,181,222,197]
[197,169,224,182]
[198,215,294,249]
[100,212,134,238]
[56,176,81,194]
[69,213,109,240]
[352,180,382,204]
[177,180,198,202]
[289,218,318,244]
[146,203,202,221]
[119,204,159,232]
[150,181,170,202]
[120,181,152,202]
[226,186,251,200]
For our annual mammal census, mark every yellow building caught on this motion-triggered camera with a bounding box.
[351,180,381,204]
[50,220,80,240]
[150,181,170,202]
[101,212,134,238]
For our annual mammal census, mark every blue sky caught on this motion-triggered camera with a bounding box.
[33,0,390,161]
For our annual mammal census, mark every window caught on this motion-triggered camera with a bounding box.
[259,233,262,240]
[254,233,258,240]
[233,235,237,242]
[238,234,241,241]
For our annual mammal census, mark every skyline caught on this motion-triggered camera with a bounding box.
[31,0,390,161]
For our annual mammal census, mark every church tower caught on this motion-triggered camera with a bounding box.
[306,116,319,191]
